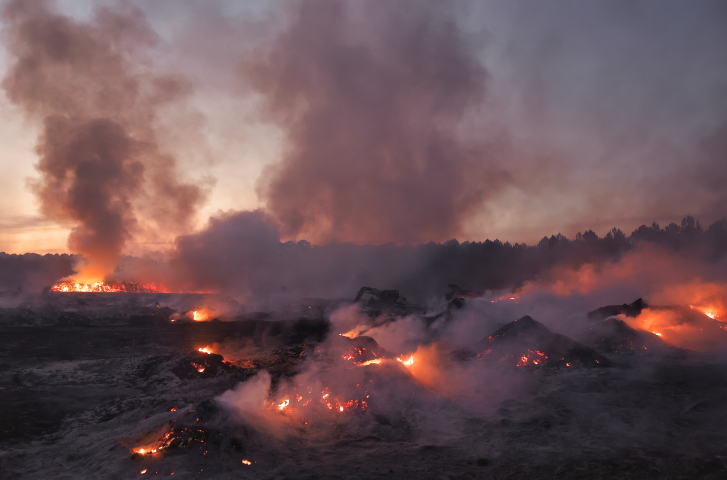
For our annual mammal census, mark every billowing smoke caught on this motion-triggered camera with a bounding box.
[247,0,506,244]
[1,0,206,281]
[0,252,74,294]
[150,210,727,307]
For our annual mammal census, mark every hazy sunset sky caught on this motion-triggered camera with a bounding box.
[1,0,726,255]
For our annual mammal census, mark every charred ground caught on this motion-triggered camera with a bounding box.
[0,293,726,479]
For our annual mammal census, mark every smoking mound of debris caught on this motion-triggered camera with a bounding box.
[470,315,611,368]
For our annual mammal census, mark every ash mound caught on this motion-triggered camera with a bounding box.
[582,317,670,355]
[473,316,611,368]
[587,298,646,320]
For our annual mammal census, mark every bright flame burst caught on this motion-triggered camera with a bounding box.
[50,280,169,293]
[133,446,159,456]
[359,359,382,366]
[192,310,209,321]
[51,280,211,294]
[691,305,721,320]
[397,355,414,367]
[198,347,212,354]
[242,460,251,466]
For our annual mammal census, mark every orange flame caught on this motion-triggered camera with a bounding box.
[396,355,414,367]
[358,359,382,366]
[242,460,251,466]
[133,445,160,455]
[692,305,721,320]
[621,307,727,352]
[198,347,212,354]
[50,280,169,293]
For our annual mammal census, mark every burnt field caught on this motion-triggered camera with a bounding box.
[1,293,727,479]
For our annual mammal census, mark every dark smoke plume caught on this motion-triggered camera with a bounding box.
[248,0,506,245]
[0,252,74,293]
[1,0,206,280]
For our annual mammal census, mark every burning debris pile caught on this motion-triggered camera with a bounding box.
[332,335,390,365]
[584,317,671,355]
[471,315,611,368]
[174,351,231,379]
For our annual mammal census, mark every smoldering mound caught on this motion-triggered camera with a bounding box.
[469,315,612,368]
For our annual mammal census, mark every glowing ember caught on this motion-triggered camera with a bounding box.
[242,460,251,465]
[653,332,662,337]
[141,470,147,474]
[268,383,371,416]
[397,355,414,367]
[515,350,548,367]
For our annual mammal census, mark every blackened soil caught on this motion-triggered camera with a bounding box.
[0,316,326,444]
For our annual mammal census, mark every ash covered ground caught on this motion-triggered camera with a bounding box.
[1,291,727,480]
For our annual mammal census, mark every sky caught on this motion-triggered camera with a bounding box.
[0,0,726,256]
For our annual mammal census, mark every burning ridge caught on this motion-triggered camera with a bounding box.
[50,281,169,293]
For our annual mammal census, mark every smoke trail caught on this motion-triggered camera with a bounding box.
[1,0,206,281]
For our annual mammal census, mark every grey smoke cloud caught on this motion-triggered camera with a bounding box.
[3,0,727,280]
[246,0,508,245]
[1,0,206,279]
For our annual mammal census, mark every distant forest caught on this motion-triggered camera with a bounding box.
[2,216,726,295]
